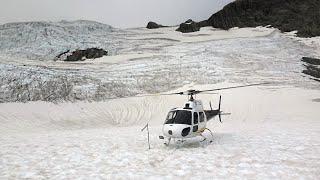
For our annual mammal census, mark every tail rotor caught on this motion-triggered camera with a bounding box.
[218,95,222,123]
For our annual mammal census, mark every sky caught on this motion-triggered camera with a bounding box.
[0,0,234,28]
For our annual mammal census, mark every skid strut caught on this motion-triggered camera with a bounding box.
[164,137,171,146]
[200,128,214,143]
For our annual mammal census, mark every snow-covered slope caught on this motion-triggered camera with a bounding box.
[0,84,319,179]
[0,27,319,103]
[0,20,121,60]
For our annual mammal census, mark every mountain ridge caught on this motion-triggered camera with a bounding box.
[204,0,320,37]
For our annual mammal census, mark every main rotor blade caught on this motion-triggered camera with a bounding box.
[199,92,218,95]
[196,82,269,94]
[135,82,269,97]
[135,92,183,97]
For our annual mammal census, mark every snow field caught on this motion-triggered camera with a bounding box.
[1,84,320,179]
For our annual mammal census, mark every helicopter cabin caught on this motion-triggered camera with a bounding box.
[164,100,206,136]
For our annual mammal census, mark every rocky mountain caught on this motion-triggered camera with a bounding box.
[0,20,120,60]
[205,0,320,37]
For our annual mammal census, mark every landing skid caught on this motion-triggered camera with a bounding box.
[163,137,185,146]
[160,128,214,146]
[200,134,206,142]
[177,139,186,143]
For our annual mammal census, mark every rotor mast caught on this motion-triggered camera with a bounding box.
[189,93,194,101]
[186,90,196,101]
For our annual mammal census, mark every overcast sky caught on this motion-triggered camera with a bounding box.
[0,0,234,28]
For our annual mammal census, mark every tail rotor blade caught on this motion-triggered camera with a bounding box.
[218,95,221,111]
[219,95,222,123]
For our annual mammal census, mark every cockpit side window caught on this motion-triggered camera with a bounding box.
[166,112,174,120]
[165,111,175,124]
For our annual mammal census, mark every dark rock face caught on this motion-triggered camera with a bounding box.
[58,48,108,61]
[303,65,320,79]
[301,57,320,80]
[176,19,200,33]
[302,57,320,65]
[56,50,70,59]
[206,0,320,37]
[198,20,209,28]
[146,21,166,29]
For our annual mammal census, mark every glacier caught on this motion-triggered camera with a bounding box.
[0,21,320,179]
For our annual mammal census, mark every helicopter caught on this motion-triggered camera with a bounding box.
[141,83,269,146]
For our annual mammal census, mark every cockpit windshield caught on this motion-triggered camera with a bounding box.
[165,110,192,125]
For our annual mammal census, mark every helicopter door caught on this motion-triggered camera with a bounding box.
[193,112,199,132]
[198,112,205,130]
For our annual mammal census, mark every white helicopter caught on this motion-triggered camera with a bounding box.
[141,83,268,146]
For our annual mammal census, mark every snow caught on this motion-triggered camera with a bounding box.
[128,26,276,43]
[283,31,320,57]
[1,84,320,179]
[1,25,319,102]
[0,21,320,179]
[0,20,123,60]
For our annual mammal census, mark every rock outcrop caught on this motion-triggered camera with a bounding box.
[206,0,320,37]
[146,21,166,29]
[301,57,320,80]
[57,48,108,61]
[303,65,320,79]
[302,57,320,65]
[176,19,200,33]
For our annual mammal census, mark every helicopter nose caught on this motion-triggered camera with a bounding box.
[163,124,191,138]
